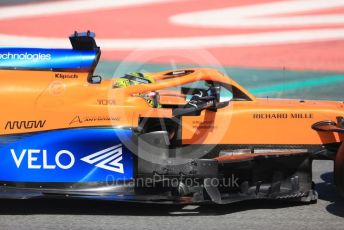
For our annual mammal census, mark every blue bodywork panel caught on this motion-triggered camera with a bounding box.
[0,48,97,70]
[0,128,134,183]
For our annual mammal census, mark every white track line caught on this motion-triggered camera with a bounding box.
[1,0,344,49]
[170,0,344,28]
[0,0,173,20]
[1,29,344,49]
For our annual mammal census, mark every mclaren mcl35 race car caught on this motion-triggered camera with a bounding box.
[0,32,344,205]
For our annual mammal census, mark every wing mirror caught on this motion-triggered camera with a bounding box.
[210,86,220,103]
[89,75,102,84]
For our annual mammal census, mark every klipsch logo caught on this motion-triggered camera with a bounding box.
[5,120,46,130]
[55,73,78,79]
[80,144,124,174]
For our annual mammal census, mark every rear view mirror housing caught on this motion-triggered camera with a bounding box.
[210,86,220,103]
[89,75,102,84]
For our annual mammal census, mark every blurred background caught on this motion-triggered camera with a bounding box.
[1,0,344,100]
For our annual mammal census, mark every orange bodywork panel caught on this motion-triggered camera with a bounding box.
[1,68,343,148]
[181,99,344,145]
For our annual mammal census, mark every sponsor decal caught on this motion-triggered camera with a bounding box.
[0,128,133,182]
[253,113,313,119]
[5,120,46,130]
[69,116,83,125]
[48,81,66,96]
[97,99,116,105]
[0,48,97,70]
[10,149,75,170]
[69,115,120,125]
[0,52,51,61]
[192,120,217,129]
[81,144,124,173]
[55,73,78,79]
[9,145,124,173]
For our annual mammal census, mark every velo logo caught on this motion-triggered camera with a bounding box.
[81,144,124,174]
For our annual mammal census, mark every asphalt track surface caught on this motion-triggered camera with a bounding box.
[0,161,343,230]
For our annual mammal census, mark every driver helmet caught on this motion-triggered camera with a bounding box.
[114,72,160,108]
[114,72,155,88]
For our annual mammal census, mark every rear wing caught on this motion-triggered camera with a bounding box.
[0,31,100,74]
